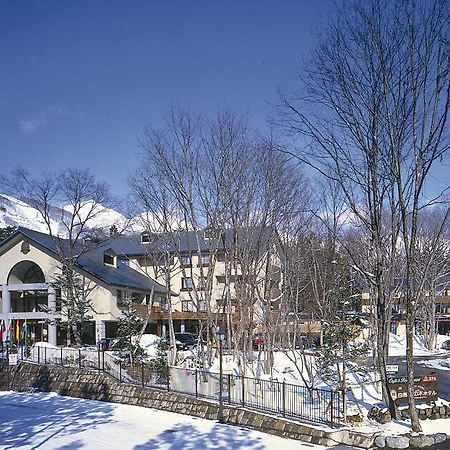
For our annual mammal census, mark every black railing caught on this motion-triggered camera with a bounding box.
[17,345,342,426]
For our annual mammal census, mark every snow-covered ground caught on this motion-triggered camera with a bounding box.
[388,333,449,357]
[418,357,450,371]
[0,391,329,450]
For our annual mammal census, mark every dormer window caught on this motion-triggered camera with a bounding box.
[141,231,157,244]
[204,227,217,240]
[204,226,223,243]
[103,248,117,267]
[180,255,192,267]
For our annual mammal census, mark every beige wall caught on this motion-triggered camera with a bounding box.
[0,239,58,286]
[128,248,280,318]
[0,238,121,321]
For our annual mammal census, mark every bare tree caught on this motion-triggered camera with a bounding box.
[276,0,449,430]
[414,209,450,350]
[4,167,114,346]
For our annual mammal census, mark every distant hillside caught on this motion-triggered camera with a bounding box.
[0,194,127,236]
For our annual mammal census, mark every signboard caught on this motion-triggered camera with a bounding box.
[8,353,17,366]
[388,374,438,404]
[386,364,399,374]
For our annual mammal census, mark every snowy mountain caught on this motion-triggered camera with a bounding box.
[62,201,127,233]
[0,194,127,236]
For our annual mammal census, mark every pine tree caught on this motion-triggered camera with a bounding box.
[53,266,92,347]
[317,274,368,419]
[112,295,145,365]
[151,339,169,381]
[0,226,16,242]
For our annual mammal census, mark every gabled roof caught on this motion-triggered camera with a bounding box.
[101,226,276,257]
[1,227,168,294]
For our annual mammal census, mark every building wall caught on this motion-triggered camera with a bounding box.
[127,249,279,318]
[0,237,121,322]
[0,239,58,287]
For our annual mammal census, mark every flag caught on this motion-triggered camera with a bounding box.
[15,320,20,343]
[6,320,11,342]
[0,320,6,342]
[21,321,28,343]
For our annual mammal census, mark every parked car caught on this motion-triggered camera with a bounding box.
[441,339,450,350]
[174,333,201,350]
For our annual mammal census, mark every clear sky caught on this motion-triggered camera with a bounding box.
[0,0,336,199]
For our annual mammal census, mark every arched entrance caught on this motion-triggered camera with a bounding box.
[7,260,45,285]
[2,260,58,345]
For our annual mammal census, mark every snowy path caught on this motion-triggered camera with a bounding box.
[0,391,330,449]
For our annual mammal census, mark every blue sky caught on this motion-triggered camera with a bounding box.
[0,1,336,199]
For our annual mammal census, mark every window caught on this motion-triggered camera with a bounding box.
[103,251,116,267]
[200,254,210,265]
[197,277,207,290]
[159,298,168,310]
[181,277,193,289]
[117,290,126,305]
[181,301,194,312]
[180,255,192,266]
[199,301,207,312]
[141,232,157,244]
[104,254,115,266]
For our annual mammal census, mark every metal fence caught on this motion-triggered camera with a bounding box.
[13,345,342,426]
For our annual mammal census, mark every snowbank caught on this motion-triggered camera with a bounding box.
[388,333,447,357]
[31,341,59,349]
[138,333,162,358]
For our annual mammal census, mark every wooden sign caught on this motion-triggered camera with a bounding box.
[386,364,399,373]
[388,374,438,404]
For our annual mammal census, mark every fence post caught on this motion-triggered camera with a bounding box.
[60,347,63,366]
[282,381,286,418]
[44,346,47,365]
[141,362,144,387]
[97,348,101,373]
[102,350,105,372]
[119,360,122,383]
[331,390,335,424]
[227,374,231,405]
[195,369,198,398]
[241,374,245,406]
[37,346,40,364]
[78,349,81,369]
[167,367,170,392]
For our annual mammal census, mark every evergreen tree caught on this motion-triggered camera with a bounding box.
[317,265,368,418]
[112,295,145,364]
[150,338,169,381]
[0,226,16,242]
[53,266,92,346]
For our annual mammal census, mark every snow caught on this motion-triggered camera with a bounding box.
[417,356,450,371]
[0,391,328,450]
[31,341,59,349]
[129,211,189,233]
[139,333,162,358]
[0,194,127,236]
[63,200,127,232]
[0,194,60,234]
[388,333,447,357]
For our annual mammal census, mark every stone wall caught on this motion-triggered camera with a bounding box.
[0,361,376,448]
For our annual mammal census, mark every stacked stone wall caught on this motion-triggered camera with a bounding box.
[0,362,375,448]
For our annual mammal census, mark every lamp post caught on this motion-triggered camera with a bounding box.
[216,327,225,423]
